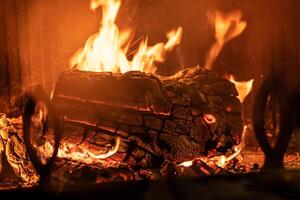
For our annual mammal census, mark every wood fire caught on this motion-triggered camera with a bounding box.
[0,0,300,197]
[1,0,252,188]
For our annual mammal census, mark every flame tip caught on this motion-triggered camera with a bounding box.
[205,10,247,70]
[227,75,254,103]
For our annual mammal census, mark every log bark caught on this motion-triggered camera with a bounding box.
[0,66,244,187]
[51,66,243,168]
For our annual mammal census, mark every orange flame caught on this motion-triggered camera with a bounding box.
[71,0,182,74]
[205,10,247,70]
[227,75,254,103]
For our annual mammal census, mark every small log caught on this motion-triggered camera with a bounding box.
[0,114,38,185]
[51,66,243,168]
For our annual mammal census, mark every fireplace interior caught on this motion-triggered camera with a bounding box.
[0,0,300,199]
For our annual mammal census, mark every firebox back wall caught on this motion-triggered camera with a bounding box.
[0,0,300,116]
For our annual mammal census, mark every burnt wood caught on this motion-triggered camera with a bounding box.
[51,66,244,169]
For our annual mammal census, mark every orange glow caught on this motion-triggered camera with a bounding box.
[179,125,247,168]
[205,10,247,70]
[212,125,247,168]
[203,113,217,124]
[71,0,182,74]
[227,75,254,103]
[179,160,193,167]
[40,136,120,164]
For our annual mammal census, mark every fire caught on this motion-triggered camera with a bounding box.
[227,75,254,103]
[179,125,247,168]
[179,160,193,168]
[205,10,247,70]
[58,137,120,163]
[28,101,121,164]
[202,10,253,103]
[70,0,182,74]
[39,136,121,164]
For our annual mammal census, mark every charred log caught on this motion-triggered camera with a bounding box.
[0,66,245,187]
[50,66,243,168]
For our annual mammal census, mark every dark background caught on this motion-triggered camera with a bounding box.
[0,0,300,116]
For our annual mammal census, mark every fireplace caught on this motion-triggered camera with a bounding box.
[0,0,300,199]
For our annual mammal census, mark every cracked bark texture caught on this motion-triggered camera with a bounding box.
[51,66,243,168]
[0,66,243,187]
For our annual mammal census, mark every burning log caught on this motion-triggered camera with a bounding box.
[0,66,245,187]
[48,66,243,169]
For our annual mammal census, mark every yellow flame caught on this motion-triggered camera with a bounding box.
[205,10,247,70]
[71,0,182,74]
[179,160,193,167]
[227,75,254,103]
[165,27,183,50]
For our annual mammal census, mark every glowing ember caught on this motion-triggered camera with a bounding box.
[203,113,217,125]
[205,10,247,70]
[70,0,182,74]
[179,125,247,168]
[227,75,254,103]
[40,137,120,164]
[179,160,193,167]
